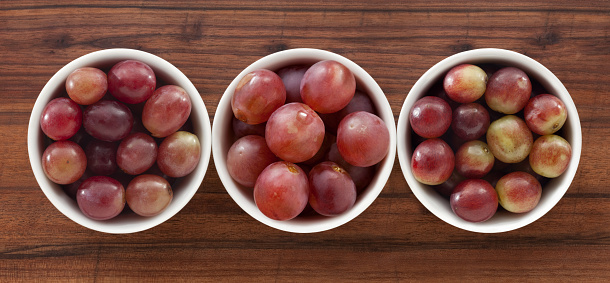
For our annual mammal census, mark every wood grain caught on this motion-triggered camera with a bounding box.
[1,1,609,281]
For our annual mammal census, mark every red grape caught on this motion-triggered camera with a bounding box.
[83,100,133,142]
[455,140,494,179]
[451,103,490,141]
[485,67,532,114]
[117,132,158,175]
[410,138,454,185]
[157,131,201,178]
[443,64,488,103]
[232,116,266,139]
[142,85,192,138]
[409,96,452,138]
[85,139,118,176]
[254,161,309,221]
[227,135,278,187]
[66,67,107,105]
[300,60,356,113]
[42,140,87,185]
[529,135,572,178]
[77,176,125,220]
[265,103,325,163]
[277,65,308,103]
[126,174,173,217]
[524,94,567,135]
[231,69,286,125]
[337,111,389,167]
[450,179,498,223]
[40,97,82,141]
[107,60,156,104]
[308,161,357,216]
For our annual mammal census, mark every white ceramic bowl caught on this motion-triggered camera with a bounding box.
[397,48,582,233]
[28,48,212,234]
[212,48,396,233]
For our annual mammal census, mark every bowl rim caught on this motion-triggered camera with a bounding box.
[212,48,397,233]
[397,48,582,233]
[28,48,212,234]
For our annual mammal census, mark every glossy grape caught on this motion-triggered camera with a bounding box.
[142,85,192,138]
[411,138,454,186]
[40,97,82,141]
[117,132,158,175]
[524,94,567,135]
[277,65,308,103]
[227,135,278,187]
[107,60,156,104]
[485,67,532,114]
[85,139,118,176]
[455,140,494,179]
[42,140,87,185]
[409,96,452,138]
[450,179,498,223]
[77,176,125,220]
[231,69,286,125]
[308,161,357,216]
[451,103,490,141]
[443,64,488,103]
[83,100,133,142]
[300,60,356,113]
[126,174,173,217]
[66,67,108,105]
[157,131,201,178]
[254,161,309,221]
[265,103,325,163]
[337,111,389,167]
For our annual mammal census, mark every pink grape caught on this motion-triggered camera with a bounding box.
[66,67,108,105]
[231,69,286,125]
[40,97,82,141]
[77,176,125,220]
[409,96,452,138]
[107,60,156,104]
[126,174,173,217]
[308,161,357,216]
[157,131,201,178]
[254,161,309,221]
[411,138,454,186]
[300,60,356,113]
[265,103,325,163]
[42,140,87,185]
[83,100,133,142]
[85,139,118,176]
[337,111,389,167]
[142,85,192,138]
[117,132,158,175]
[277,65,308,103]
[227,135,278,187]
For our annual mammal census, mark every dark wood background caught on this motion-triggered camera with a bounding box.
[1,1,609,281]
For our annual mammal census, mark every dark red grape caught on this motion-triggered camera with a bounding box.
[300,60,356,113]
[451,103,490,140]
[308,161,357,216]
[83,100,133,142]
[107,60,156,104]
[157,131,201,178]
[277,65,308,103]
[85,139,118,176]
[66,67,107,105]
[77,176,125,220]
[265,103,325,163]
[409,96,452,139]
[450,179,498,223]
[411,138,454,185]
[231,69,286,125]
[126,174,173,217]
[117,132,158,175]
[42,140,87,185]
[227,135,278,187]
[40,97,82,141]
[337,111,389,167]
[254,161,309,221]
[142,85,191,138]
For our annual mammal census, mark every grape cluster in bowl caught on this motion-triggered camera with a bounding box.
[28,49,211,234]
[213,48,396,233]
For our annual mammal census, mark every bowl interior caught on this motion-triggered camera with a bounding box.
[212,48,396,233]
[397,48,582,233]
[28,49,212,234]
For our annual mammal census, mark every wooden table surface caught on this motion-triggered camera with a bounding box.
[2,1,609,281]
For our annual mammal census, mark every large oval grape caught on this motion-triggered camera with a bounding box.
[117,132,158,175]
[254,161,309,221]
[231,69,286,125]
[300,60,356,114]
[227,135,278,187]
[107,60,156,104]
[142,85,192,138]
[66,67,108,105]
[77,176,125,220]
[337,111,389,167]
[83,100,133,142]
